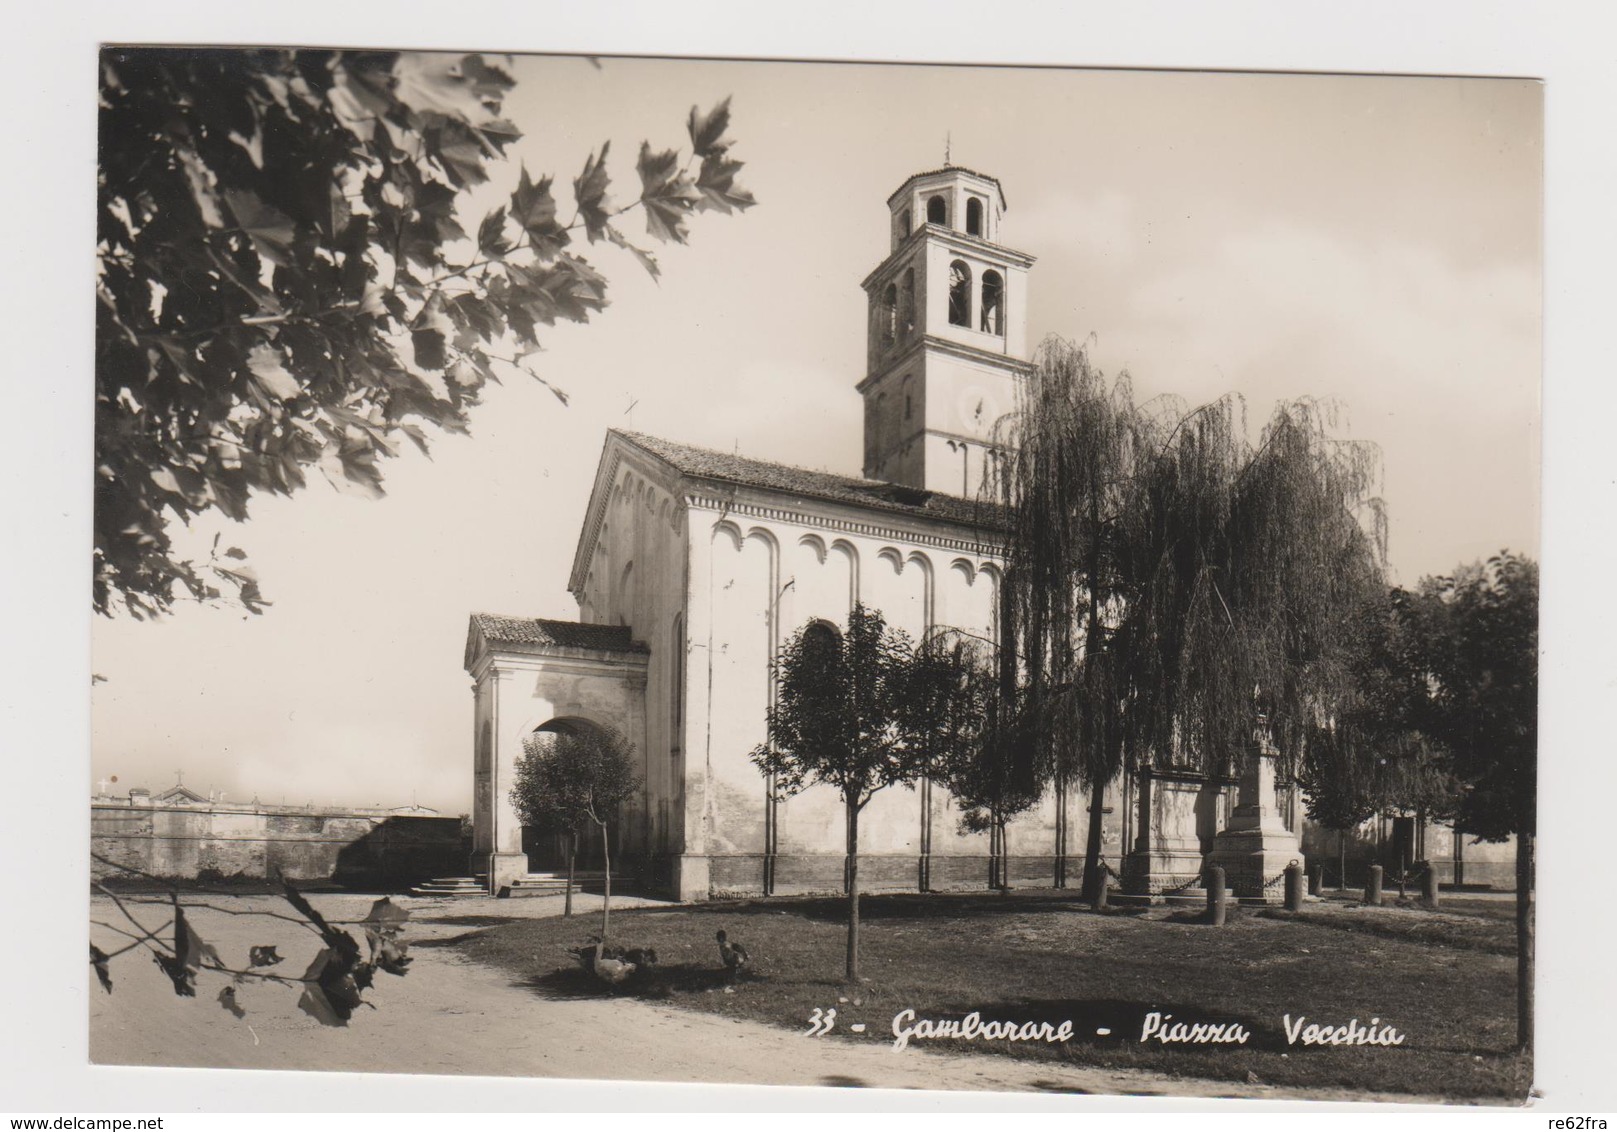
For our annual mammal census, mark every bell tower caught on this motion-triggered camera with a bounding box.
[858,166,1035,498]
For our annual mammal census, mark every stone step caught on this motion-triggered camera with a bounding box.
[409,875,487,897]
[409,872,613,897]
[521,872,605,883]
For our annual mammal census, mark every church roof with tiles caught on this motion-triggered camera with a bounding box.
[468,613,648,654]
[615,431,1006,530]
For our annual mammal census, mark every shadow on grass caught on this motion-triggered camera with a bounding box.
[519,961,751,1000]
[414,930,497,948]
[1253,907,1515,955]
[662,890,1136,927]
[417,914,525,927]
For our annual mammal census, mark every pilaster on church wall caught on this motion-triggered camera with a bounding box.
[489,667,535,859]
[470,675,495,856]
[679,503,716,856]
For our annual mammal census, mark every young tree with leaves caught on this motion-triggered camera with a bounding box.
[510,733,584,917]
[511,728,641,943]
[912,631,1043,889]
[753,605,942,982]
[1296,588,1458,886]
[97,47,751,617]
[1397,552,1538,1050]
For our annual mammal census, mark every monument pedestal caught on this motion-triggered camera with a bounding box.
[1123,769,1223,898]
[1209,735,1301,903]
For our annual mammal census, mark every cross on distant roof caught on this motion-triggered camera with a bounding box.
[174,769,184,784]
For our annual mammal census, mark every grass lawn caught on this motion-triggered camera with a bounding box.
[445,889,1529,1101]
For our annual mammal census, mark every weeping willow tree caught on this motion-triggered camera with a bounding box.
[1127,393,1387,784]
[998,337,1160,900]
[1002,336,1388,895]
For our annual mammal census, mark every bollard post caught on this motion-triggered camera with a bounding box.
[1365,864,1383,906]
[1421,863,1440,908]
[1284,863,1304,911]
[1207,865,1227,926]
[1308,864,1323,898]
[1094,870,1109,910]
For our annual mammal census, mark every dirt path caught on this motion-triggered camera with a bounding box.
[89,892,1449,1102]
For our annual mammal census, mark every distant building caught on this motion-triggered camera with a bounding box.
[92,780,452,885]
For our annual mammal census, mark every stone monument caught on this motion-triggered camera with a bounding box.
[1208,718,1303,902]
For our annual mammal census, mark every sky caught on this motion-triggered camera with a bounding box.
[89,57,1541,814]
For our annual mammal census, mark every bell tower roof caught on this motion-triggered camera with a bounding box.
[886,165,1008,211]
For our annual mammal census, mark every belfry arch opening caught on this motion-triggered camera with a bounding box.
[926,195,947,226]
[966,197,983,236]
[899,269,915,342]
[948,260,972,327]
[980,270,1004,335]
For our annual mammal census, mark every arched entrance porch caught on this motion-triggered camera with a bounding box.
[464,614,648,894]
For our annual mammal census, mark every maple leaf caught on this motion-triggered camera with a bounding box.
[295,950,348,1026]
[509,166,569,257]
[435,121,493,188]
[637,142,701,244]
[223,189,296,267]
[696,151,756,215]
[573,142,613,243]
[153,904,223,997]
[687,97,733,159]
[608,227,661,282]
[410,293,454,372]
[477,206,511,258]
[281,879,363,967]
[635,143,681,194]
[90,944,113,994]
[456,54,517,105]
[248,945,283,967]
[246,344,302,401]
[391,53,510,131]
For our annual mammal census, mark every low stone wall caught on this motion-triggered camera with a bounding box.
[91,801,464,886]
[675,850,1127,899]
[1300,817,1518,891]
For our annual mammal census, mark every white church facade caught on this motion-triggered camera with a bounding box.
[464,165,1312,902]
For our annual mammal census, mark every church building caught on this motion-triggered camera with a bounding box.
[463,166,1299,901]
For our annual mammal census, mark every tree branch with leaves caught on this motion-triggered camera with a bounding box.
[96,48,752,617]
[89,854,412,1027]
